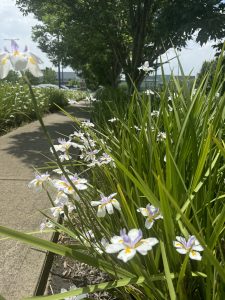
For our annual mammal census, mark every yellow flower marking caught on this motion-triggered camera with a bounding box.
[134,240,144,248]
[174,242,183,248]
[13,50,20,56]
[99,199,114,208]
[125,247,131,254]
[1,56,8,65]
[29,56,37,65]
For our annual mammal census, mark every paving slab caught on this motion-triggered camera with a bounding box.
[0,103,90,300]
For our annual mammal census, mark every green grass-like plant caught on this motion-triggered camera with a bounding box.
[0,53,224,300]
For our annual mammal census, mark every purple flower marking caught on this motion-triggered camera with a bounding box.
[100,193,116,204]
[120,228,143,248]
[146,204,159,216]
[11,40,19,52]
[186,236,196,248]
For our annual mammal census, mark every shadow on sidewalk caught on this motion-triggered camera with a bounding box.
[2,106,90,169]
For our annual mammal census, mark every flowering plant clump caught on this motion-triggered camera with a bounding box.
[105,229,158,262]
[1,43,224,300]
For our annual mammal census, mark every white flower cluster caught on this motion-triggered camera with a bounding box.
[69,127,116,168]
[28,124,203,265]
[28,171,88,225]
[50,137,84,162]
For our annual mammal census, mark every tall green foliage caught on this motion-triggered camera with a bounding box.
[0,55,224,299]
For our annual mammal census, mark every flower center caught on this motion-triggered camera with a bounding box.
[125,247,132,253]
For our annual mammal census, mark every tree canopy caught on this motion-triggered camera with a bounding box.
[16,0,225,90]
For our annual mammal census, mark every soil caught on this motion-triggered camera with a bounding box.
[45,235,118,299]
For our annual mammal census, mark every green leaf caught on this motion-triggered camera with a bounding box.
[160,241,176,300]
[156,179,225,283]
[0,225,134,279]
[24,277,145,300]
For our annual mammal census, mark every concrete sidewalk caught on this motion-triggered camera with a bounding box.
[0,103,90,299]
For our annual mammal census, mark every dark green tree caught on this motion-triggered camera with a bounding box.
[16,0,225,91]
[24,70,40,85]
[42,67,57,84]
[1,70,19,83]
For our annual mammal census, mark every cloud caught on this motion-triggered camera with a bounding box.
[161,40,216,75]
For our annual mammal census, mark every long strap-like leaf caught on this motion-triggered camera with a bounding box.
[24,277,145,300]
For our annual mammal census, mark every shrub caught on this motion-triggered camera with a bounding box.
[42,88,68,112]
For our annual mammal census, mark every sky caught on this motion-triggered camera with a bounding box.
[0,0,217,75]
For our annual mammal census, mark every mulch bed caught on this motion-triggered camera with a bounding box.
[45,235,118,299]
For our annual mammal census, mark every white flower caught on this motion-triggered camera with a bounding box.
[145,89,154,95]
[134,125,141,131]
[173,235,204,260]
[108,117,118,122]
[53,174,88,194]
[80,149,100,162]
[91,193,121,217]
[54,191,69,206]
[52,167,71,175]
[138,61,154,73]
[50,206,64,218]
[157,132,166,141]
[98,153,114,165]
[61,286,88,300]
[40,220,54,232]
[106,229,158,262]
[50,203,76,218]
[81,120,94,128]
[28,172,51,191]
[70,131,85,139]
[151,110,159,117]
[68,99,78,105]
[51,138,84,153]
[137,204,163,229]
[59,153,72,162]
[0,40,43,79]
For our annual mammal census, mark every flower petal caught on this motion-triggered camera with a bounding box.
[117,248,136,262]
[128,229,141,242]
[0,54,11,79]
[105,243,124,253]
[97,205,106,217]
[145,219,154,229]
[111,236,123,244]
[111,199,121,210]
[27,56,43,77]
[189,251,202,261]
[175,248,188,255]
[192,244,204,252]
[136,239,158,255]
[106,202,114,214]
[90,201,101,207]
[176,236,186,245]
[137,207,149,217]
